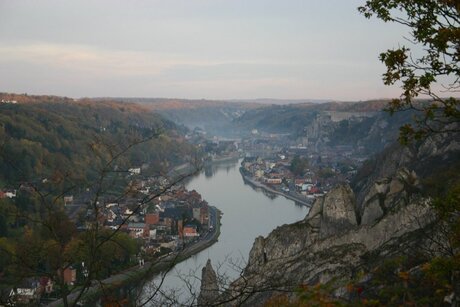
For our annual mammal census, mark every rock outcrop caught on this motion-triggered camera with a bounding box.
[197,259,219,306]
[360,167,420,225]
[317,184,358,238]
[198,131,459,306]
[353,129,460,212]
[211,162,437,306]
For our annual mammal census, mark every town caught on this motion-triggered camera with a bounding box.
[187,126,364,207]
[1,168,219,305]
[239,133,362,200]
[0,120,372,305]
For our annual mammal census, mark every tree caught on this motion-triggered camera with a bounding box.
[290,156,309,176]
[0,98,203,306]
[353,5,460,305]
[0,135,201,307]
[359,0,460,143]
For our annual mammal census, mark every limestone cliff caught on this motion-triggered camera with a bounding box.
[197,130,459,305]
[225,177,433,305]
[352,131,460,212]
[197,259,219,306]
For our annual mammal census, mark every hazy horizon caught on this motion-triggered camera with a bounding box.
[1,1,411,100]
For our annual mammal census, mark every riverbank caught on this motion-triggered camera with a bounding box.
[169,162,200,178]
[239,168,313,207]
[133,156,308,304]
[47,207,222,307]
[205,153,241,164]
[171,154,241,177]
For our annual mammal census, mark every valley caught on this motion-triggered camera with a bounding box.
[2,2,459,306]
[0,93,459,306]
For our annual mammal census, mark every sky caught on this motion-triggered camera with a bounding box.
[0,0,411,100]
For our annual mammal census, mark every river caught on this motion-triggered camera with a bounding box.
[139,159,308,305]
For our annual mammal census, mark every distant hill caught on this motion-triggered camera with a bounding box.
[228,98,331,105]
[234,104,319,133]
[98,97,260,110]
[233,99,417,154]
[0,93,196,187]
[233,100,389,133]
[101,97,261,137]
[94,98,393,139]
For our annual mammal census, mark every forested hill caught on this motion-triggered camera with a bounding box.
[108,97,259,137]
[233,100,389,133]
[0,93,196,187]
[108,98,393,137]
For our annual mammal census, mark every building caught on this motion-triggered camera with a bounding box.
[264,177,282,184]
[39,277,53,294]
[178,219,184,239]
[145,213,160,225]
[183,225,199,237]
[9,278,40,305]
[63,267,77,286]
[63,196,73,205]
[4,190,16,198]
[127,223,148,238]
[192,208,201,222]
[148,227,157,240]
[128,168,141,175]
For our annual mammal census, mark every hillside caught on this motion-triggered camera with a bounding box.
[104,99,398,143]
[98,98,261,137]
[0,93,196,188]
[233,100,416,155]
[233,100,388,133]
[106,97,258,111]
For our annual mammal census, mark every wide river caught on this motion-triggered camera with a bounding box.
[141,159,308,305]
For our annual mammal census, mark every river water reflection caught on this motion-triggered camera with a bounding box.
[142,159,308,304]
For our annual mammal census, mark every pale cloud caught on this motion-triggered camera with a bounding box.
[0,42,396,100]
[0,42,372,80]
[1,44,266,76]
[0,43,234,77]
[0,0,412,99]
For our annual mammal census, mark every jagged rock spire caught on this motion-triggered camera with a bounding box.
[197,259,219,306]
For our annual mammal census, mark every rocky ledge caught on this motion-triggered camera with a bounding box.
[204,167,435,306]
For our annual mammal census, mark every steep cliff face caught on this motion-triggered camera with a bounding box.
[317,185,358,238]
[304,113,335,142]
[227,177,433,306]
[352,130,460,212]
[224,136,460,305]
[360,167,420,225]
[351,143,414,211]
[197,131,459,306]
